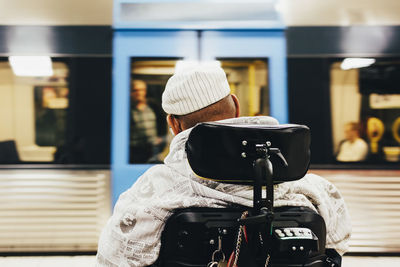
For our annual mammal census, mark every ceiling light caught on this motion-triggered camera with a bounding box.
[9,56,53,77]
[340,58,375,70]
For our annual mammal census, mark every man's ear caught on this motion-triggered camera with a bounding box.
[167,114,183,135]
[231,94,240,118]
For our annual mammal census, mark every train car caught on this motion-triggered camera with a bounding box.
[0,26,113,253]
[287,26,400,253]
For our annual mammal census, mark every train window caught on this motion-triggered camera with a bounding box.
[0,57,112,164]
[0,59,68,163]
[129,59,269,164]
[220,59,269,117]
[330,59,400,164]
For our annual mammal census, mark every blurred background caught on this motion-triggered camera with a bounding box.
[0,0,400,266]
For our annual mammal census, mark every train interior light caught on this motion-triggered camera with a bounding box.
[8,56,53,77]
[340,57,376,70]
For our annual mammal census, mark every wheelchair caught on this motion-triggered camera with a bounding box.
[154,122,341,267]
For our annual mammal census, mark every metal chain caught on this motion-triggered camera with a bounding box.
[232,226,242,266]
[258,232,264,246]
[259,228,270,267]
[233,211,248,266]
[264,254,270,267]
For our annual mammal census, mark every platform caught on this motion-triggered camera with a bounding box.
[1,255,400,267]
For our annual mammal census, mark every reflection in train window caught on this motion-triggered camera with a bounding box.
[330,59,400,163]
[129,60,174,164]
[129,59,269,164]
[0,57,112,164]
[35,82,69,148]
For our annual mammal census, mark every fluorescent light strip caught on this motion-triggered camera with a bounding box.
[341,58,376,70]
[9,56,53,77]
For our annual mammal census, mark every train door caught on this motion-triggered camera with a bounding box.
[111,32,287,204]
[201,31,287,123]
[112,31,198,203]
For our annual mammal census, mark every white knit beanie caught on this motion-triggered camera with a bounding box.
[162,65,231,115]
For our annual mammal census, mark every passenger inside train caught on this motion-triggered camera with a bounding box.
[129,79,166,164]
[96,65,351,266]
[336,122,368,162]
[329,59,400,164]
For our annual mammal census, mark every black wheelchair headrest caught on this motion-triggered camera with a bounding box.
[186,122,311,184]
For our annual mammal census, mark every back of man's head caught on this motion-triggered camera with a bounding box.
[162,65,239,133]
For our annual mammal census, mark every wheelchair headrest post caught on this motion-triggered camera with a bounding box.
[240,142,289,227]
[253,142,283,216]
[253,145,276,255]
[253,156,274,215]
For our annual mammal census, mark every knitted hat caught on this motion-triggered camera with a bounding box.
[162,65,231,115]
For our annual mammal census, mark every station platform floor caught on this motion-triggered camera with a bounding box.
[1,255,400,267]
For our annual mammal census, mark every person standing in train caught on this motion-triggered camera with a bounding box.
[130,80,166,163]
[96,66,351,267]
[336,122,368,162]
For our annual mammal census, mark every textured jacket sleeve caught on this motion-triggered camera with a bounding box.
[95,166,168,267]
[95,165,227,267]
